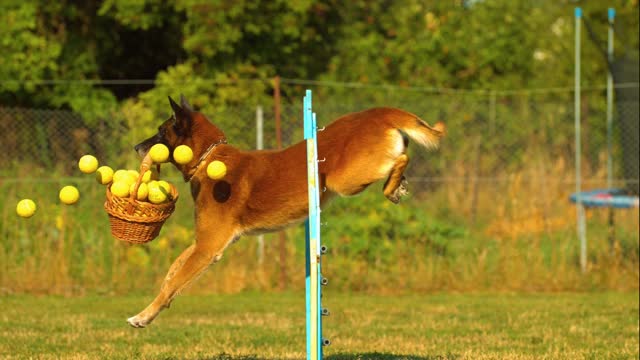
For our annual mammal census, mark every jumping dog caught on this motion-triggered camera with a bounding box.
[128,95,445,327]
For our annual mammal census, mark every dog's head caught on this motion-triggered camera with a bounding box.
[134,95,226,174]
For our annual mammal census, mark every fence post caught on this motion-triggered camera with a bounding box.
[256,105,264,265]
[273,76,288,288]
[489,90,496,135]
[606,8,615,189]
[606,8,616,254]
[274,76,282,149]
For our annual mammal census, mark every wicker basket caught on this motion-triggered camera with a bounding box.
[104,155,178,244]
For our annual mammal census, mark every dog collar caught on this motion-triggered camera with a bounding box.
[185,138,227,182]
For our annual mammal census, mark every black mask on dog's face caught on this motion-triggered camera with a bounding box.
[134,95,194,158]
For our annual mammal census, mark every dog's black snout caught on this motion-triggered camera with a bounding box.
[134,142,149,157]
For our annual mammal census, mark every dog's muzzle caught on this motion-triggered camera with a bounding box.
[134,143,152,158]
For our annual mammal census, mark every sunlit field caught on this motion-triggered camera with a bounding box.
[2,2,640,360]
[1,292,637,359]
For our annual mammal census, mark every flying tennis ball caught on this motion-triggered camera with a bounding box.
[95,166,114,185]
[59,186,80,205]
[173,145,194,165]
[16,199,37,218]
[207,160,227,180]
[149,144,170,163]
[148,185,168,204]
[129,182,149,201]
[78,155,99,174]
[110,181,130,198]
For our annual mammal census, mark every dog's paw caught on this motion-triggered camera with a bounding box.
[127,315,150,328]
[386,193,401,204]
[397,178,409,196]
[386,178,409,204]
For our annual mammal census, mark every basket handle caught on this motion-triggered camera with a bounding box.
[126,153,154,215]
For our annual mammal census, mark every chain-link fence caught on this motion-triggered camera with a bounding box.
[2,85,637,185]
[0,83,638,294]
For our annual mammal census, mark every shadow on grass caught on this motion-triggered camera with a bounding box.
[326,353,460,360]
[201,353,460,360]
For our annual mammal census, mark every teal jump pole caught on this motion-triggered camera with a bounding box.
[304,90,326,360]
[574,7,587,273]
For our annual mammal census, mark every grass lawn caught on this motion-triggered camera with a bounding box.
[0,292,637,359]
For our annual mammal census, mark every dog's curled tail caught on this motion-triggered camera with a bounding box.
[396,114,446,151]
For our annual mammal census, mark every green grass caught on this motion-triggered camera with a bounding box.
[2,175,639,295]
[0,292,637,359]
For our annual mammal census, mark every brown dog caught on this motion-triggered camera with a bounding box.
[127,95,445,328]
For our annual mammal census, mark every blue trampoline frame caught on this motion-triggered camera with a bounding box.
[570,189,639,209]
[572,7,639,273]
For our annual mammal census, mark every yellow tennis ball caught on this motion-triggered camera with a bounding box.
[207,160,227,180]
[127,169,140,179]
[16,199,37,218]
[149,144,170,163]
[78,155,99,174]
[147,185,168,204]
[129,182,149,201]
[124,171,138,186]
[173,145,194,165]
[112,169,130,183]
[157,180,171,193]
[95,166,114,185]
[141,169,158,183]
[147,180,159,190]
[59,186,80,205]
[110,181,130,198]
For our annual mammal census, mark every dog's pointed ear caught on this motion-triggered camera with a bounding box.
[169,95,192,117]
[180,94,193,112]
[168,96,192,134]
[169,96,182,114]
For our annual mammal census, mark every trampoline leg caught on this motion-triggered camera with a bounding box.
[608,208,616,257]
[578,204,587,273]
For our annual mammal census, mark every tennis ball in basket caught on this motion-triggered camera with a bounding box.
[95,166,114,185]
[207,160,227,180]
[127,169,139,179]
[157,180,172,193]
[129,182,149,201]
[16,199,37,218]
[123,171,138,185]
[147,180,158,190]
[59,186,80,205]
[113,169,130,183]
[149,144,170,163]
[141,169,158,183]
[173,145,194,165]
[110,181,130,198]
[148,185,168,204]
[78,155,99,174]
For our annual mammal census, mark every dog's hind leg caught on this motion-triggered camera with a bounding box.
[383,154,409,204]
[127,229,237,328]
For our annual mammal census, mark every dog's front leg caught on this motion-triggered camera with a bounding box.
[127,233,234,328]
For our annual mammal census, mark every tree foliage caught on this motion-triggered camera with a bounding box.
[0,0,637,118]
